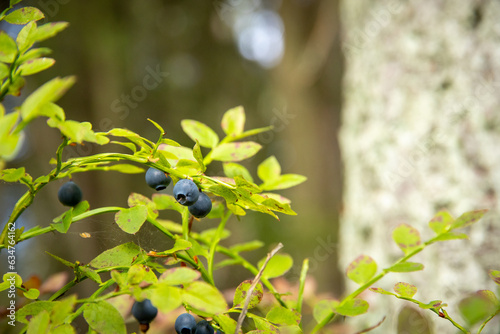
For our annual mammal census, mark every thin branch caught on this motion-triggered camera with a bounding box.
[235,243,284,334]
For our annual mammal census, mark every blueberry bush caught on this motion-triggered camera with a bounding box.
[1,1,499,333]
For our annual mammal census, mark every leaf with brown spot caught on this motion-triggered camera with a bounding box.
[392,224,422,255]
[450,209,488,230]
[233,280,264,309]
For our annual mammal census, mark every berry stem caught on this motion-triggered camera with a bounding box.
[207,210,232,282]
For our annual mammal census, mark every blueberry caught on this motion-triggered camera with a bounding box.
[173,179,200,206]
[194,320,214,334]
[188,192,212,218]
[131,299,158,324]
[175,313,197,334]
[145,167,172,191]
[58,181,83,207]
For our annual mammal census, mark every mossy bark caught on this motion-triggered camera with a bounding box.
[340,0,500,331]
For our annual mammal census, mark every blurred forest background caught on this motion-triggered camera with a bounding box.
[2,0,500,333]
[0,0,344,331]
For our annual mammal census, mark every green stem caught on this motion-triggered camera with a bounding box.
[147,216,214,285]
[437,308,469,333]
[311,235,449,334]
[296,258,309,315]
[0,139,69,247]
[207,211,232,282]
[0,206,123,249]
[216,245,287,308]
[477,309,500,333]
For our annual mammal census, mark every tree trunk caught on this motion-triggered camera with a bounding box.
[340,0,500,332]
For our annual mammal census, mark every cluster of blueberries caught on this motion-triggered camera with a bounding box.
[146,167,212,218]
[132,299,222,333]
[57,167,212,219]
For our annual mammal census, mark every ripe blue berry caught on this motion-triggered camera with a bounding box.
[188,192,212,218]
[173,179,200,206]
[175,313,197,334]
[145,167,172,191]
[131,299,158,324]
[194,320,214,334]
[58,181,83,207]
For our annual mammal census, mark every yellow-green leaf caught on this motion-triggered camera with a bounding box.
[346,255,377,285]
[4,7,44,25]
[221,105,245,136]
[181,119,219,148]
[211,142,261,162]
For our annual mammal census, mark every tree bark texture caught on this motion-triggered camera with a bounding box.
[340,0,500,332]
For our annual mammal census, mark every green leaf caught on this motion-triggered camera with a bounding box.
[181,119,219,148]
[127,264,157,285]
[260,198,296,215]
[417,300,444,310]
[221,105,245,136]
[23,288,40,299]
[79,266,102,284]
[392,224,421,255]
[213,314,239,334]
[182,281,228,316]
[106,128,152,150]
[450,209,488,230]
[107,164,144,174]
[27,310,50,334]
[0,63,9,81]
[394,282,417,298]
[50,295,77,327]
[18,47,52,63]
[431,232,469,242]
[261,174,307,191]
[0,273,22,291]
[253,317,279,333]
[0,167,25,182]
[147,118,165,134]
[223,162,254,183]
[46,252,75,268]
[335,298,369,317]
[489,269,500,285]
[387,262,424,273]
[10,0,24,6]
[50,324,76,334]
[149,285,182,313]
[21,76,75,122]
[152,193,184,214]
[266,305,301,326]
[258,253,293,279]
[7,75,25,97]
[38,102,65,120]
[17,301,55,324]
[4,7,44,25]
[233,280,264,309]
[193,140,206,172]
[175,158,203,175]
[229,240,264,253]
[428,210,455,234]
[369,287,397,296]
[82,301,126,334]
[258,156,281,182]
[458,292,496,325]
[158,267,200,285]
[114,205,148,234]
[346,255,377,285]
[89,242,142,269]
[33,22,69,42]
[211,142,262,162]
[128,192,158,219]
[18,57,55,76]
[16,21,36,52]
[209,185,237,204]
[0,31,18,63]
